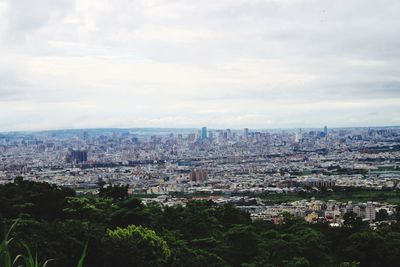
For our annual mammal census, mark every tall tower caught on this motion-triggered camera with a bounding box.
[201,127,207,139]
[324,125,328,136]
[226,129,232,140]
[208,130,213,141]
[244,128,249,141]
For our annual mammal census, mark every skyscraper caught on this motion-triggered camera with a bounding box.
[66,150,88,164]
[226,129,231,140]
[294,128,302,143]
[324,125,328,136]
[201,127,207,139]
[208,130,213,141]
[216,130,223,143]
[244,128,249,141]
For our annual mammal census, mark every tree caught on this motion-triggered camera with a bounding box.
[376,209,388,221]
[0,180,75,220]
[338,262,360,267]
[223,224,261,266]
[63,197,95,221]
[290,227,331,266]
[102,225,170,267]
[179,201,222,240]
[343,212,364,230]
[161,231,226,267]
[381,232,400,267]
[216,204,251,229]
[341,231,385,267]
[396,205,400,222]
[284,257,311,267]
[110,197,151,227]
[99,184,128,201]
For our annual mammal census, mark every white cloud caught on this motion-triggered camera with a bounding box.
[0,0,399,131]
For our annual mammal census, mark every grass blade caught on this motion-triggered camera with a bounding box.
[76,242,88,267]
[42,259,54,267]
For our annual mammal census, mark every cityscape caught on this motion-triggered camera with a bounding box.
[1,126,399,226]
[1,0,400,266]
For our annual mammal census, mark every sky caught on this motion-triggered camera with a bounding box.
[0,0,400,131]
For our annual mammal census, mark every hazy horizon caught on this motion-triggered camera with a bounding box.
[2,124,400,135]
[1,0,400,131]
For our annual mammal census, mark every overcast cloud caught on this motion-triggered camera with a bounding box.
[0,0,399,131]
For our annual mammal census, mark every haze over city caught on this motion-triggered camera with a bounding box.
[1,0,400,131]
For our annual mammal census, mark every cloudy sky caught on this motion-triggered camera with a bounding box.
[0,0,399,131]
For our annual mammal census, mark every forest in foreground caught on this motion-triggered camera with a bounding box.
[1,179,400,267]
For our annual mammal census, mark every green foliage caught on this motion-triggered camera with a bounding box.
[102,225,170,267]
[0,178,75,220]
[0,220,19,267]
[20,243,53,267]
[341,231,385,267]
[284,257,311,267]
[63,197,113,223]
[375,209,389,221]
[338,262,360,267]
[343,212,366,231]
[223,224,261,266]
[1,180,400,267]
[216,204,251,229]
[1,219,88,267]
[99,184,128,201]
[110,197,150,227]
[76,242,88,267]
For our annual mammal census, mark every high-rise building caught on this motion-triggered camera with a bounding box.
[82,131,89,141]
[196,129,202,139]
[201,127,207,139]
[294,133,300,143]
[66,150,88,164]
[244,128,249,141]
[324,125,328,136]
[365,202,376,221]
[226,129,231,140]
[216,130,223,143]
[189,169,208,182]
[208,130,213,141]
[188,133,196,143]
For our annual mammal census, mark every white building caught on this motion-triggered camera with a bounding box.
[365,202,376,221]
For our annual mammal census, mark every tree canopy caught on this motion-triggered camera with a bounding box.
[0,180,399,267]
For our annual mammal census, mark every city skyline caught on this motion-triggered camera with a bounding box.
[1,0,400,131]
[1,124,400,135]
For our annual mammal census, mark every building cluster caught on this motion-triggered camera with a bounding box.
[65,149,88,164]
[0,127,399,198]
[250,197,399,226]
[142,195,397,227]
